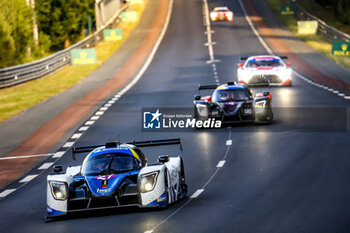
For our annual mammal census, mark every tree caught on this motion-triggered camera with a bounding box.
[0,0,33,67]
[0,12,15,67]
[35,0,95,50]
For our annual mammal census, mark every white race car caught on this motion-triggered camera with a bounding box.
[46,138,187,218]
[210,7,233,22]
[237,55,292,86]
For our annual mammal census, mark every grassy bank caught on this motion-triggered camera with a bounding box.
[0,2,146,123]
[266,0,350,69]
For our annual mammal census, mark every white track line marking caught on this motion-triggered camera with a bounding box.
[19,174,38,183]
[108,100,115,104]
[190,189,204,198]
[85,121,95,125]
[79,126,89,131]
[63,141,75,148]
[100,107,108,111]
[203,0,217,63]
[226,139,232,145]
[38,162,54,170]
[52,151,65,158]
[71,133,82,139]
[238,0,273,54]
[0,153,53,160]
[91,116,100,120]
[104,103,112,107]
[95,111,104,116]
[0,189,16,198]
[144,231,154,233]
[345,96,350,99]
[217,160,226,167]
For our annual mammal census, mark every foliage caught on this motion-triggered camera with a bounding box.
[35,0,95,50]
[312,0,350,25]
[0,0,33,67]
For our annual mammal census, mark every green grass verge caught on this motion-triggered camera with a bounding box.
[0,3,146,123]
[266,0,350,69]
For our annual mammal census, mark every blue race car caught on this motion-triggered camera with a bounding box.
[46,138,187,218]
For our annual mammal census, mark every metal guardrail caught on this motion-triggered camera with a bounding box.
[295,3,350,42]
[0,4,128,89]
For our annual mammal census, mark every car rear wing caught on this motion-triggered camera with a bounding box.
[198,84,219,91]
[240,56,288,60]
[72,138,183,160]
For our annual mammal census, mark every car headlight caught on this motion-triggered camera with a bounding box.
[197,104,208,117]
[255,100,266,114]
[140,171,159,193]
[49,181,68,200]
[280,69,292,81]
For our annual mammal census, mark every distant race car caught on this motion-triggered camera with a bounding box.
[210,7,233,22]
[46,138,187,218]
[194,82,273,124]
[237,55,292,86]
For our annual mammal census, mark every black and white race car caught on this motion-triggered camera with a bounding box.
[193,82,273,124]
[237,55,292,86]
[46,138,187,218]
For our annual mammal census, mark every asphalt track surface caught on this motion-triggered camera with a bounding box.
[1,0,350,232]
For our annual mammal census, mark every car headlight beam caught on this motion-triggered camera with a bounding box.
[140,171,159,193]
[49,181,68,201]
[255,100,266,114]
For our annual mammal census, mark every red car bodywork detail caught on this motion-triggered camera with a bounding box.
[201,96,212,102]
[282,79,292,86]
[256,93,272,101]
[268,93,272,101]
[215,14,228,21]
[256,67,273,70]
[239,80,246,84]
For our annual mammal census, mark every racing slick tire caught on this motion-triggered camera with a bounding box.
[178,157,187,199]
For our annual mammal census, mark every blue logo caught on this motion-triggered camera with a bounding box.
[143,109,162,129]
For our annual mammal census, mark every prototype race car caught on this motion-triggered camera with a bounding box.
[237,55,292,86]
[193,82,273,124]
[46,138,187,218]
[210,7,234,22]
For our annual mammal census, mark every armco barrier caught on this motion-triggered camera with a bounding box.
[0,4,128,89]
[295,3,350,42]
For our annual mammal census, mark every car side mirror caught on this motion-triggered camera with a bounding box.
[53,165,63,173]
[158,155,169,163]
[285,62,291,68]
[237,63,244,68]
[194,95,201,100]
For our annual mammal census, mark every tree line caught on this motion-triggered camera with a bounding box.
[315,0,350,25]
[0,0,95,68]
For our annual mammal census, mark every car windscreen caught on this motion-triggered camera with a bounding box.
[246,59,283,68]
[212,89,250,102]
[81,153,140,176]
[214,8,228,12]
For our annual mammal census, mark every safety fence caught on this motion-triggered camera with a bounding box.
[295,3,350,42]
[0,4,128,89]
